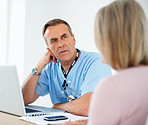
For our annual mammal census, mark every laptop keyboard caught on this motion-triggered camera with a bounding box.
[25,108,41,113]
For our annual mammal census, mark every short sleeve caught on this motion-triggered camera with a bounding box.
[80,56,112,96]
[35,67,50,96]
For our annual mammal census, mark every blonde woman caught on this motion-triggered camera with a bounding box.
[88,0,148,124]
[61,0,148,124]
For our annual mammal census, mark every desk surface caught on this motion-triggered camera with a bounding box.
[0,112,35,125]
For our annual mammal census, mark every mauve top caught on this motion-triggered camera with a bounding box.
[88,66,148,125]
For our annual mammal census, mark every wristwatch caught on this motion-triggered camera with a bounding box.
[32,68,41,76]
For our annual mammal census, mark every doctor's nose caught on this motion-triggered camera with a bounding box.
[58,39,65,48]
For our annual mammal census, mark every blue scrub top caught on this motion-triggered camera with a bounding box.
[35,50,112,105]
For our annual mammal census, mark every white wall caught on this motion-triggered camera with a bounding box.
[8,0,25,83]
[23,0,148,107]
[0,0,8,64]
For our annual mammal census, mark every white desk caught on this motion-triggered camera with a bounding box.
[0,112,35,125]
[0,111,88,125]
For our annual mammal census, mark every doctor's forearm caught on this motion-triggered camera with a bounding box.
[22,74,40,105]
[52,92,92,117]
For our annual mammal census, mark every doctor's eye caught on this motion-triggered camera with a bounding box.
[63,35,67,38]
[62,34,68,39]
[51,38,57,43]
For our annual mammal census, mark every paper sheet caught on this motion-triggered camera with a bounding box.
[19,112,88,125]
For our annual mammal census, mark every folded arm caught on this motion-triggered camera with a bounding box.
[52,92,93,117]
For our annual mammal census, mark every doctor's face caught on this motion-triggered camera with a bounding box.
[44,24,76,62]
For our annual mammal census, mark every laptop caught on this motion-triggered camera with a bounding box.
[0,65,65,117]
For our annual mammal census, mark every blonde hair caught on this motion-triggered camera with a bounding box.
[95,0,148,70]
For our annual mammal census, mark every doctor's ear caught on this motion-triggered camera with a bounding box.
[72,34,76,45]
[46,48,50,51]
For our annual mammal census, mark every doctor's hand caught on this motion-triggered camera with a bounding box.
[36,48,57,73]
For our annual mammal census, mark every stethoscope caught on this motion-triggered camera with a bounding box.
[62,82,81,101]
[61,49,81,101]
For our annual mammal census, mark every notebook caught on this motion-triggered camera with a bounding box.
[0,65,65,117]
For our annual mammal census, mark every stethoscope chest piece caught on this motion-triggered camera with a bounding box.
[67,95,75,102]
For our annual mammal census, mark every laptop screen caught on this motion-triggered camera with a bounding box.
[0,65,26,116]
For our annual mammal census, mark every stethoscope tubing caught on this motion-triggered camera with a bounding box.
[66,86,81,96]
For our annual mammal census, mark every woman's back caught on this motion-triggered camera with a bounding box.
[88,66,148,125]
